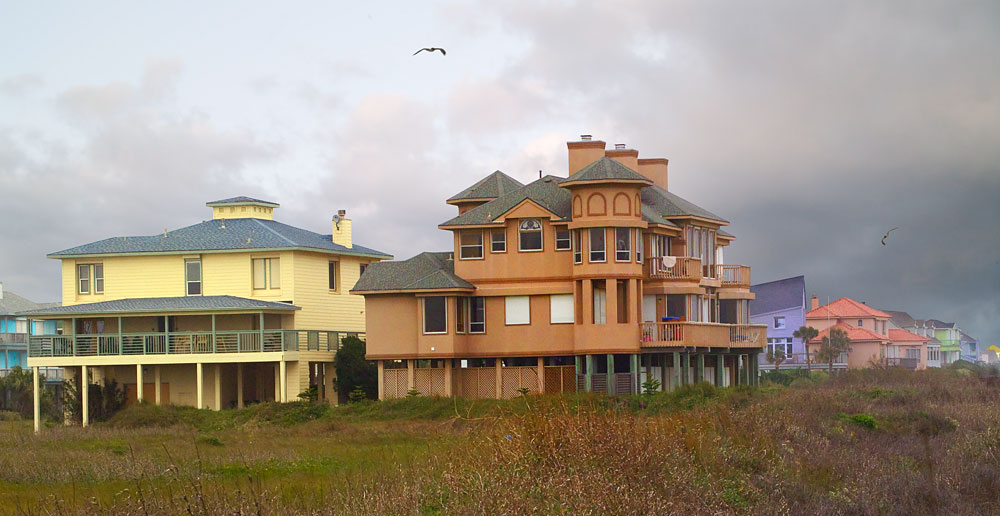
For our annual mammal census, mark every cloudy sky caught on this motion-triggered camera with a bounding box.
[1,1,998,341]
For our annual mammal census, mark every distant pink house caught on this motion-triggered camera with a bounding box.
[805,297,928,370]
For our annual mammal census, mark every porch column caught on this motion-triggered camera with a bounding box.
[584,355,593,392]
[315,363,323,403]
[279,360,287,402]
[211,314,217,353]
[237,363,244,409]
[154,366,161,405]
[752,353,759,386]
[537,357,545,394]
[324,363,337,405]
[377,361,385,400]
[136,364,144,402]
[258,312,264,350]
[213,364,221,410]
[444,359,453,396]
[716,354,725,387]
[660,353,668,391]
[494,359,502,399]
[81,365,89,427]
[33,366,40,434]
[407,359,416,391]
[696,353,705,384]
[196,362,204,409]
[672,352,681,390]
[680,353,689,386]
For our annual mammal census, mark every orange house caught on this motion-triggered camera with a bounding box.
[805,296,928,370]
[353,137,764,399]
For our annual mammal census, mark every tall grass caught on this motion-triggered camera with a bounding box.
[2,368,998,515]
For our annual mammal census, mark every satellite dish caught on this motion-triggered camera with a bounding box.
[332,213,342,229]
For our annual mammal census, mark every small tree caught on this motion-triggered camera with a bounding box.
[794,326,819,370]
[0,366,55,419]
[333,336,377,402]
[815,328,851,373]
[766,347,787,370]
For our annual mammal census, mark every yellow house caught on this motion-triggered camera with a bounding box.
[23,196,390,431]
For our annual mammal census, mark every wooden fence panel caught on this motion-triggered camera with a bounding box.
[383,369,408,399]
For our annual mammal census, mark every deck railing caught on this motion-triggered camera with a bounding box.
[717,265,751,288]
[757,352,848,370]
[887,357,919,370]
[0,333,27,344]
[27,330,364,358]
[640,321,766,348]
[646,257,702,281]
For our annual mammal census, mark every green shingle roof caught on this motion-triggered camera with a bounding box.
[563,157,652,184]
[440,175,571,227]
[351,252,474,292]
[18,296,299,316]
[641,184,728,223]
[49,218,391,259]
[447,171,524,202]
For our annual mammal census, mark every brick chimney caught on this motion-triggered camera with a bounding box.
[567,135,606,175]
[811,293,819,310]
[637,158,668,190]
[605,144,639,172]
[332,210,352,249]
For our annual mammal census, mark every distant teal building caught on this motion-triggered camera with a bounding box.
[0,284,59,373]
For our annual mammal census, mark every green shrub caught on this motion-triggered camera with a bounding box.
[333,336,377,401]
[839,412,878,430]
[196,435,224,447]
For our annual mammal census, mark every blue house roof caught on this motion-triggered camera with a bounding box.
[48,218,392,259]
[750,275,806,316]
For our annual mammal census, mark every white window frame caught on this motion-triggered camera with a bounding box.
[636,229,643,263]
[518,219,543,252]
[615,227,631,262]
[77,264,91,294]
[490,229,506,253]
[185,259,202,296]
[93,264,104,294]
[459,231,484,260]
[554,228,571,251]
[422,296,448,334]
[589,228,606,263]
[773,316,785,329]
[572,230,582,264]
[549,294,574,324]
[505,296,530,325]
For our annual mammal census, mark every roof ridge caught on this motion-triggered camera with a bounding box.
[252,219,298,246]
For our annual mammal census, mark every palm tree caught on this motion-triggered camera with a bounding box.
[766,347,787,370]
[794,326,819,370]
[816,328,851,373]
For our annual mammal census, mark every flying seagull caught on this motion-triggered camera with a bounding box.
[413,47,446,56]
[881,227,899,246]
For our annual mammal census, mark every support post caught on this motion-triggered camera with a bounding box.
[118,317,123,355]
[211,314,217,353]
[213,364,221,410]
[154,365,161,405]
[660,353,667,391]
[495,358,502,399]
[32,366,40,434]
[259,312,264,352]
[196,362,204,409]
[81,365,89,427]
[407,359,415,391]
[584,355,593,392]
[237,363,244,409]
[279,360,287,402]
[377,360,385,400]
[444,359,453,397]
[631,354,640,394]
[274,363,280,402]
[752,353,759,386]
[716,354,725,387]
[537,357,545,394]
[672,351,681,390]
[606,354,615,395]
[697,353,705,384]
[136,364,143,403]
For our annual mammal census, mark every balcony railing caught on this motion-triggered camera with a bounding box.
[646,257,702,281]
[640,321,766,348]
[757,352,848,370]
[0,333,27,344]
[887,357,919,370]
[0,367,64,381]
[27,330,364,358]
[717,265,751,288]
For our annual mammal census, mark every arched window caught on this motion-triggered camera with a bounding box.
[519,219,543,251]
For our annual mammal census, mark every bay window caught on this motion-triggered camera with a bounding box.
[589,228,606,262]
[615,227,631,262]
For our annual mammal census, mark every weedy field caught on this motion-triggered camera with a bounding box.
[1,367,998,515]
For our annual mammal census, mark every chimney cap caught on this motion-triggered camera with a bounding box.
[614,143,626,150]
[580,134,592,141]
[337,209,346,216]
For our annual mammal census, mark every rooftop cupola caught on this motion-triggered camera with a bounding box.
[206,196,280,220]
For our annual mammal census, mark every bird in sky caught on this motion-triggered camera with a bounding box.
[413,47,446,56]
[881,227,899,246]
